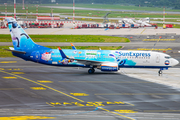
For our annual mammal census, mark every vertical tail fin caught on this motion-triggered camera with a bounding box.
[7,18,37,51]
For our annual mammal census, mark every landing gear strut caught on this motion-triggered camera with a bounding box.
[88,68,95,74]
[158,70,162,76]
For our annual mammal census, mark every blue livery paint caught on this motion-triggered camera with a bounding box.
[6,18,179,74]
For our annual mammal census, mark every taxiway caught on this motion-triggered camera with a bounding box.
[0,58,180,120]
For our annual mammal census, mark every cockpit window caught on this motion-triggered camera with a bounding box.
[165,56,171,59]
[12,22,18,28]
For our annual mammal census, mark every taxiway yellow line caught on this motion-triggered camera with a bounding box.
[0,116,55,120]
[3,76,17,79]
[99,107,135,120]
[140,28,146,34]
[0,70,84,102]
[0,61,17,63]
[123,102,135,106]
[0,70,135,120]
[50,29,64,34]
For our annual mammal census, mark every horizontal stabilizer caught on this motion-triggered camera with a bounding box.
[4,49,26,54]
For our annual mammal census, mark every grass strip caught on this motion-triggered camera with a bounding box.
[1,5,180,19]
[0,46,122,57]
[0,35,130,43]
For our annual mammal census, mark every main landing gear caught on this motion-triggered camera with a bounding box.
[88,68,95,74]
[158,69,162,76]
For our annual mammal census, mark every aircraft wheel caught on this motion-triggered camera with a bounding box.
[158,70,162,76]
[88,68,94,74]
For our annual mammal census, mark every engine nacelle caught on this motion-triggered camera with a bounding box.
[98,63,119,71]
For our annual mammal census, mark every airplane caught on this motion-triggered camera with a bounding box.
[6,18,179,74]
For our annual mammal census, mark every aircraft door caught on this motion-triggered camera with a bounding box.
[35,51,40,62]
[156,54,160,63]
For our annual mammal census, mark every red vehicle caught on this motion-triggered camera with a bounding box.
[109,25,114,29]
[166,24,173,28]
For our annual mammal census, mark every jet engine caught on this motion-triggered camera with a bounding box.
[97,63,119,71]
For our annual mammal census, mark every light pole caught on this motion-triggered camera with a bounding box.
[4,3,7,17]
[73,0,75,28]
[36,5,39,20]
[22,0,25,9]
[14,0,16,19]
[163,6,166,29]
[26,5,28,18]
[51,8,53,20]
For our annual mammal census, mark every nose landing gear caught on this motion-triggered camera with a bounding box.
[158,70,162,76]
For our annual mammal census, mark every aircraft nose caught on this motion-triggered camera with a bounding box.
[173,59,179,66]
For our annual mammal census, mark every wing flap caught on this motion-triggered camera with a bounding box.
[71,58,103,65]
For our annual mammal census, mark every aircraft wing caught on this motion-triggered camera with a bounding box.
[70,58,103,65]
[58,47,103,66]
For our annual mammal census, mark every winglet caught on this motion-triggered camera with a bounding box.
[58,46,61,50]
[70,43,76,50]
[58,46,68,59]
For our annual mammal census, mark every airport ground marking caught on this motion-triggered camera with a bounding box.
[123,102,135,106]
[140,28,146,34]
[46,102,135,120]
[11,72,25,74]
[46,101,131,107]
[0,70,135,120]
[37,80,53,83]
[114,110,137,113]
[31,87,46,90]
[0,116,55,120]
[70,93,89,96]
[2,76,17,79]
[99,107,135,120]
[50,29,64,34]
[0,70,84,102]
[0,61,17,63]
[0,68,23,71]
